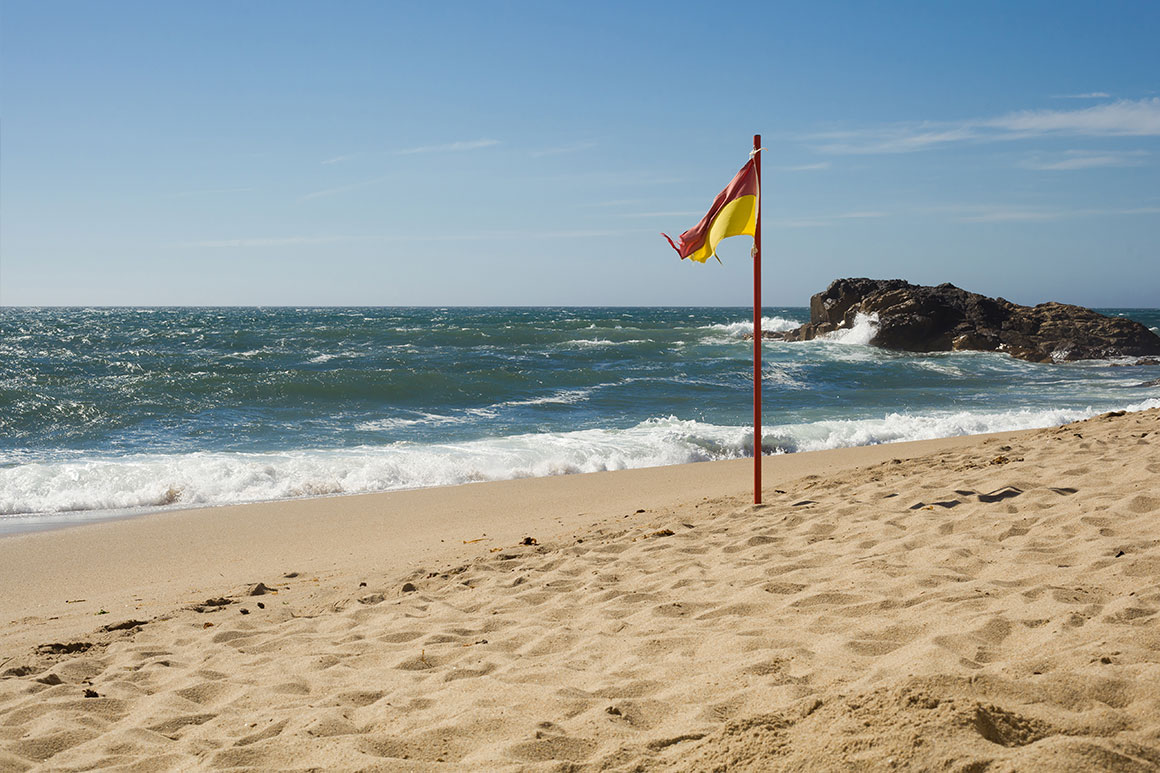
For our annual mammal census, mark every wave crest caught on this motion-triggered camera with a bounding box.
[701,316,801,337]
[4,400,1157,520]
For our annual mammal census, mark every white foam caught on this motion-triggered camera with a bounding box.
[561,338,648,349]
[762,363,808,389]
[702,316,802,338]
[4,399,1158,520]
[563,338,615,348]
[824,312,879,345]
[354,412,470,431]
[912,359,965,376]
[0,417,748,517]
[766,398,1160,454]
[496,388,595,407]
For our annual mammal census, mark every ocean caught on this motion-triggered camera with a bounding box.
[2,306,1158,533]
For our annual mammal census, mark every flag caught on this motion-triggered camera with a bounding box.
[662,158,758,263]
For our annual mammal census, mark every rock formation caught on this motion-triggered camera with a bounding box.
[770,278,1160,363]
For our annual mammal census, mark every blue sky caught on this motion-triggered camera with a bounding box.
[2,0,1158,307]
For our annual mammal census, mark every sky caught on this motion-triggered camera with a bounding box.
[1,0,1158,307]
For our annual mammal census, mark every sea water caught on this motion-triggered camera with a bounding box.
[2,306,1158,532]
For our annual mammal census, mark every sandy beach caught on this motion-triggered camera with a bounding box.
[2,409,1159,771]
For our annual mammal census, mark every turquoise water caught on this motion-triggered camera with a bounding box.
[2,306,1158,529]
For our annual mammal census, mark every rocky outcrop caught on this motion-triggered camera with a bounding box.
[772,278,1160,363]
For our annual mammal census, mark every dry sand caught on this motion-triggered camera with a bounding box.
[1,409,1159,771]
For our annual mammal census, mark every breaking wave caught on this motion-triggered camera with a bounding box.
[4,400,1157,519]
[702,316,801,337]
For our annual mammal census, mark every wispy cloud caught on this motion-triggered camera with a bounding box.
[396,139,500,155]
[619,211,706,219]
[990,99,1160,136]
[300,175,391,201]
[164,186,255,198]
[767,211,890,228]
[815,126,978,154]
[176,228,647,248]
[532,172,687,187]
[1054,92,1111,99]
[321,154,357,165]
[1020,150,1149,171]
[178,236,350,248]
[813,98,1160,154]
[398,227,645,241]
[957,210,1066,223]
[835,211,888,219]
[530,141,597,157]
[951,204,1160,222]
[776,162,831,172]
[587,198,647,208]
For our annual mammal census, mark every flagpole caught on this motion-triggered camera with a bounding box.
[752,134,763,505]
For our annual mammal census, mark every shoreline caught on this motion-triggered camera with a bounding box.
[0,431,1018,648]
[0,428,1035,540]
[10,397,1158,538]
[2,410,1158,770]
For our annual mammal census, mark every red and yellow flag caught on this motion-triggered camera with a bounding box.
[662,158,758,263]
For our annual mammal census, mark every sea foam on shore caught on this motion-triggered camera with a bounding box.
[4,399,1159,520]
[3,306,1158,525]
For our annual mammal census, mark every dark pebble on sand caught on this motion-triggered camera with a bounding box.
[401,582,418,593]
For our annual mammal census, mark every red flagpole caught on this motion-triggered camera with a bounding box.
[753,134,762,505]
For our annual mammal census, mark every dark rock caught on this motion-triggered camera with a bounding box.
[248,583,273,596]
[770,279,1160,363]
[400,583,418,593]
